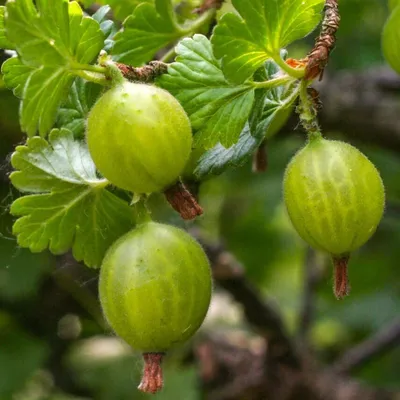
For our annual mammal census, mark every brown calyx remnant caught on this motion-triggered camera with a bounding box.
[305,0,340,80]
[333,256,350,300]
[164,181,203,220]
[252,142,268,173]
[138,353,165,394]
[116,61,168,83]
[194,0,224,14]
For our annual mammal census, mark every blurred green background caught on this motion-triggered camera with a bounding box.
[0,0,399,399]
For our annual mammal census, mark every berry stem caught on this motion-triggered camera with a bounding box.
[104,61,126,86]
[333,256,350,299]
[298,80,322,141]
[164,181,203,220]
[132,196,152,225]
[138,353,165,394]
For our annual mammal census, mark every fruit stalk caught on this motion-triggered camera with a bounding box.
[298,80,322,141]
[138,353,165,394]
[164,181,203,220]
[333,256,350,300]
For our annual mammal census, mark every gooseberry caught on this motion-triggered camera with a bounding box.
[87,82,192,194]
[99,221,212,393]
[283,137,385,298]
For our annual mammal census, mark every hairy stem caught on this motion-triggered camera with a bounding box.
[298,80,322,140]
[250,75,295,90]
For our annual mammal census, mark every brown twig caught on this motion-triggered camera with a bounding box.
[333,318,400,374]
[116,61,168,83]
[305,0,340,80]
[164,181,203,220]
[198,238,301,370]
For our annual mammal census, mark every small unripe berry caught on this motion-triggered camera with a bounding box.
[87,82,192,194]
[283,137,385,298]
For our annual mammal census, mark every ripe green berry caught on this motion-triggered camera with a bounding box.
[283,137,385,298]
[87,82,192,194]
[99,222,212,393]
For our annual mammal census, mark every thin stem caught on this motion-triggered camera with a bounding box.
[71,69,110,86]
[159,47,176,63]
[105,61,126,86]
[71,63,107,74]
[333,318,400,374]
[158,9,215,64]
[184,9,215,35]
[273,54,305,79]
[132,196,152,225]
[250,75,294,90]
[298,79,322,141]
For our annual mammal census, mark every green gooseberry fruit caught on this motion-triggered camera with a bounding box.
[99,221,212,393]
[87,82,192,194]
[382,6,400,75]
[283,137,385,299]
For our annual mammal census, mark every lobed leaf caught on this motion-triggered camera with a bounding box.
[211,0,325,83]
[57,78,102,137]
[0,6,14,49]
[1,57,34,98]
[159,34,255,148]
[3,0,104,136]
[10,129,134,268]
[112,0,184,65]
[195,60,300,179]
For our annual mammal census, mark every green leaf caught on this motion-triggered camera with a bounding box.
[0,6,14,49]
[4,0,105,136]
[159,34,255,148]
[57,78,102,137]
[383,6,400,75]
[194,123,262,178]
[211,0,324,83]
[1,57,34,98]
[106,0,154,21]
[111,0,189,65]
[195,60,300,179]
[92,5,118,52]
[253,59,300,140]
[10,129,134,268]
[389,0,400,11]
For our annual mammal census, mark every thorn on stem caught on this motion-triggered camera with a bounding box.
[333,256,350,300]
[164,181,203,220]
[138,353,165,394]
